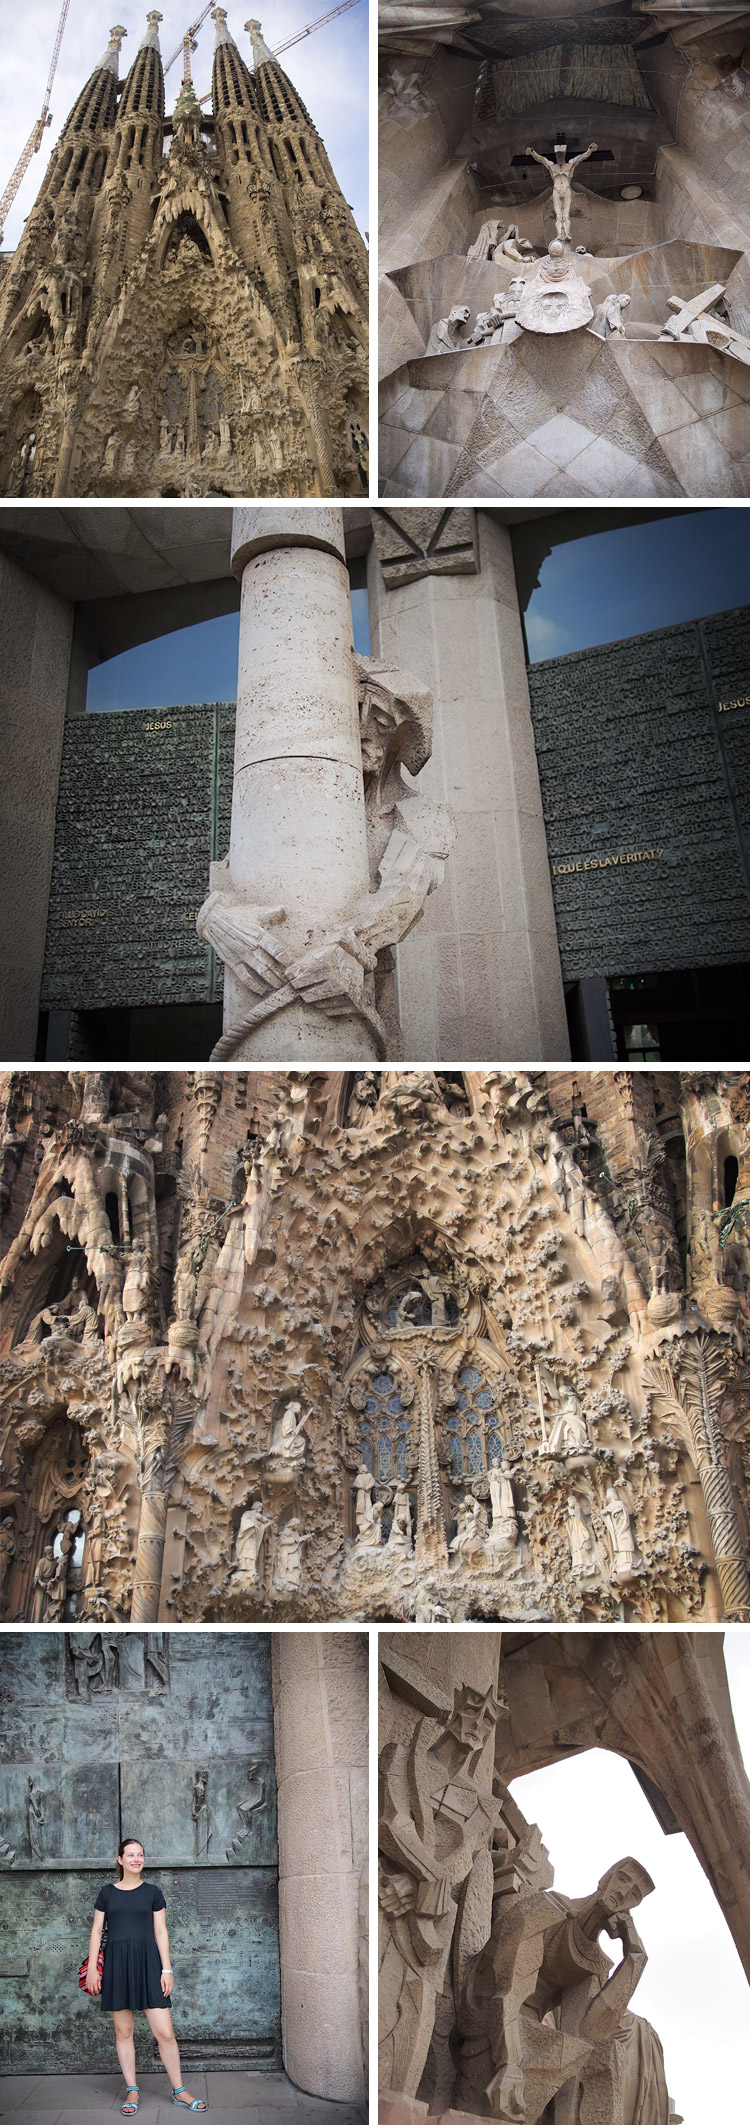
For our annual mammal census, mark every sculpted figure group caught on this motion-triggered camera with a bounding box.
[379,1665,678,2125]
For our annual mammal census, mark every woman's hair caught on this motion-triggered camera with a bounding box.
[116,1836,145,1880]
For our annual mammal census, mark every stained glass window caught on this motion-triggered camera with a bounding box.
[444,1363,503,1479]
[359,1372,412,1481]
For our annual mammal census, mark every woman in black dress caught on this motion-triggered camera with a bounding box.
[84,1836,208,2116]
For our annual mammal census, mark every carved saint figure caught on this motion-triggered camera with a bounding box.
[354,1463,384,1550]
[601,1488,641,1582]
[450,1495,488,1558]
[348,1073,379,1126]
[593,291,631,339]
[525,141,599,243]
[566,1496,599,1579]
[192,1768,211,1859]
[269,1400,311,1467]
[234,1501,270,1582]
[425,304,471,356]
[32,1542,57,1621]
[466,220,535,266]
[27,1776,45,1860]
[546,1390,589,1456]
[387,1485,413,1554]
[453,1844,670,2125]
[487,1460,518,1550]
[273,1516,309,1592]
[379,1680,504,2097]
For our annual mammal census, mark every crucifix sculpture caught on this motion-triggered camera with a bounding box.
[525,141,599,243]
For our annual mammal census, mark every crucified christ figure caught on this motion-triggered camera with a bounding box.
[525,141,598,242]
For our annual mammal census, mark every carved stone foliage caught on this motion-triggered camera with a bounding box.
[2,1067,749,1622]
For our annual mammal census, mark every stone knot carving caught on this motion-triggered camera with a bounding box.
[198,653,455,1062]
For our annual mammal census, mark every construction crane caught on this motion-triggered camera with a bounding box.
[163,2,216,80]
[0,0,73,245]
[272,0,362,58]
[195,0,362,100]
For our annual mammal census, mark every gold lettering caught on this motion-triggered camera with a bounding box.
[551,846,665,879]
[145,718,172,732]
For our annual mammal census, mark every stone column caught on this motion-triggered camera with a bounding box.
[130,1487,168,1623]
[272,1631,367,2100]
[223,506,376,1058]
[368,506,570,1062]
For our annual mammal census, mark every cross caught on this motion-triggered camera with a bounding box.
[659,284,726,339]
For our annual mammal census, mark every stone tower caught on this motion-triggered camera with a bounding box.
[0,10,368,497]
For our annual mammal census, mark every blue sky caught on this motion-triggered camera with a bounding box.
[1,0,369,250]
[86,586,371,709]
[525,509,750,663]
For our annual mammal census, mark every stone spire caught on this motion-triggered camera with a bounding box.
[119,10,165,117]
[139,10,163,49]
[212,7,259,115]
[245,17,275,65]
[97,24,127,73]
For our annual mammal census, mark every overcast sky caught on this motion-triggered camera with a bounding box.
[0,0,368,251]
[510,1629,750,2125]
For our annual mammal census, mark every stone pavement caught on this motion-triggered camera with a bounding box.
[0,2071,368,2125]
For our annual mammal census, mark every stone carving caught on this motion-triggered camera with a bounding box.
[515,243,595,335]
[370,507,480,587]
[379,1676,505,2096]
[192,1768,211,1859]
[566,1495,600,1580]
[601,1486,643,1581]
[487,1460,517,1550]
[592,291,632,339]
[268,1400,311,1474]
[659,284,750,365]
[425,305,471,354]
[466,222,536,266]
[354,1464,385,1550]
[524,142,600,245]
[450,1493,488,1560]
[273,1517,309,1594]
[0,14,368,498]
[377,1638,709,2125]
[386,1485,414,1554]
[233,1502,271,1583]
[543,1387,589,1456]
[2,1067,750,1624]
[198,651,456,1062]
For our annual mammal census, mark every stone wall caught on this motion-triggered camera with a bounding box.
[526,606,750,980]
[272,1633,368,2101]
[40,704,235,1013]
[0,554,73,1061]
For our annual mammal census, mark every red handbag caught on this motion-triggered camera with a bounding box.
[78,1945,104,1992]
[77,1884,111,1992]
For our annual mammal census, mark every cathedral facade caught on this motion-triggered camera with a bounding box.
[0,13,368,498]
[2,1065,749,1627]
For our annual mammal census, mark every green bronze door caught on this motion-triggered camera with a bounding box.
[0,1633,281,2073]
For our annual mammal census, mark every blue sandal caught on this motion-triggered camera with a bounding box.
[171,2092,208,2112]
[121,2090,140,2115]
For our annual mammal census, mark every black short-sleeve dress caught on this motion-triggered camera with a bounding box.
[96,1883,168,2011]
